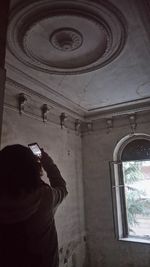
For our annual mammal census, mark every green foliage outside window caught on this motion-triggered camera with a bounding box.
[123,161,150,230]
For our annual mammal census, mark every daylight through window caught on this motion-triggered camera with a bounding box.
[123,160,150,239]
[112,135,150,243]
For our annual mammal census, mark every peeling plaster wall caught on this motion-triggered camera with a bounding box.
[82,113,150,267]
[1,103,86,267]
[2,83,150,267]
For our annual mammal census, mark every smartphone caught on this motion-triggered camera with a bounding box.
[28,143,42,158]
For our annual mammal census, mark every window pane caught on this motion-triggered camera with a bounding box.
[121,139,150,161]
[122,160,150,239]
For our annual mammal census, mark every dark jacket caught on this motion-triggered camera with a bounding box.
[0,164,68,267]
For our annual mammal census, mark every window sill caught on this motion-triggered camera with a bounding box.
[119,237,150,245]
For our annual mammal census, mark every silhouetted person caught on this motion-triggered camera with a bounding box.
[0,144,68,267]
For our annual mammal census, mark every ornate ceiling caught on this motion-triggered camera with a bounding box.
[5,0,150,118]
[7,0,126,74]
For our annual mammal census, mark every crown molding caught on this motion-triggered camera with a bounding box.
[4,76,150,135]
[85,97,150,121]
[6,69,150,122]
[5,76,84,120]
[5,62,86,116]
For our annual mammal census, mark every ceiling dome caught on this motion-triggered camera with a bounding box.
[7,0,127,74]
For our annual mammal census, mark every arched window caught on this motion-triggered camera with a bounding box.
[111,134,150,243]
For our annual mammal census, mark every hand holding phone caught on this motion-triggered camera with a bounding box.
[40,148,54,171]
[28,143,42,158]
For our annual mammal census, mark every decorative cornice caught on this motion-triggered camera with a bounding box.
[4,78,150,134]
[7,0,127,74]
[6,73,150,122]
[6,77,84,120]
[84,97,150,120]
[6,62,86,115]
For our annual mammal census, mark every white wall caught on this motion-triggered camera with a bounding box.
[1,98,86,267]
[2,79,150,267]
[82,113,150,267]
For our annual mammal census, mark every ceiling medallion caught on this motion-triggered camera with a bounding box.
[7,0,127,74]
[50,28,83,52]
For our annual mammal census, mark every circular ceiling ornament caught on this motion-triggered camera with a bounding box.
[7,0,127,74]
[50,28,83,52]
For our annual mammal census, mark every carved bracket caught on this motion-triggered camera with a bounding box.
[128,114,137,133]
[60,112,67,129]
[87,122,93,132]
[75,119,81,134]
[106,118,113,133]
[41,104,50,122]
[18,93,27,114]
[82,121,93,133]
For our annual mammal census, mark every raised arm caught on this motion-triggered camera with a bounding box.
[41,149,68,209]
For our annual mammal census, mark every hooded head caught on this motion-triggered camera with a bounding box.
[0,144,41,197]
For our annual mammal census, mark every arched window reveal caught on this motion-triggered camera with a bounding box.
[111,135,150,243]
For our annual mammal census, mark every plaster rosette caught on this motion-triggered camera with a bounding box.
[7,0,127,74]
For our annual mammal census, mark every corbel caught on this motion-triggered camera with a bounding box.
[41,104,50,122]
[75,119,81,134]
[60,112,67,129]
[18,93,27,114]
[81,121,93,133]
[106,118,113,133]
[128,114,137,133]
[87,122,93,132]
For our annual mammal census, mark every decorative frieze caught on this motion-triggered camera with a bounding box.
[4,81,150,135]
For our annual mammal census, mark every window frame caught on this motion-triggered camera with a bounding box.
[111,133,150,244]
